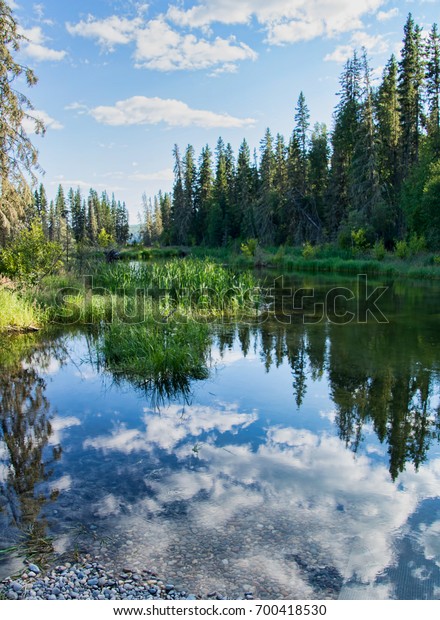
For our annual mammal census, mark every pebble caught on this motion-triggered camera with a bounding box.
[0,557,198,601]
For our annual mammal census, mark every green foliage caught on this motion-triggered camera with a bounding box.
[408,233,426,255]
[395,240,410,259]
[0,222,62,285]
[241,238,258,257]
[373,240,386,261]
[302,241,317,259]
[0,289,43,331]
[351,228,369,253]
[97,227,113,248]
[98,320,211,399]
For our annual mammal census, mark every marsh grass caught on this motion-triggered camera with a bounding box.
[0,289,45,332]
[97,319,211,401]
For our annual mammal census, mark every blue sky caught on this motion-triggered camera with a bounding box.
[11,0,440,222]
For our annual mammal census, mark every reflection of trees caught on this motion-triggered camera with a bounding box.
[227,306,440,480]
[0,335,65,558]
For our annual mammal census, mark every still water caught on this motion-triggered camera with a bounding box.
[1,273,440,599]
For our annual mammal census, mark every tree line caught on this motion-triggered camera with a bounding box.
[30,183,130,248]
[142,14,440,250]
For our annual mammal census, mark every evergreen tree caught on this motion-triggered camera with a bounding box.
[398,14,424,178]
[87,189,98,244]
[256,128,276,244]
[327,52,363,237]
[309,123,330,227]
[159,191,172,245]
[194,146,213,244]
[0,0,44,245]
[425,23,440,158]
[115,201,129,245]
[376,55,402,242]
[350,50,382,235]
[171,144,187,244]
[236,139,255,239]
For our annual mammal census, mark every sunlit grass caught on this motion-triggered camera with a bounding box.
[0,289,44,332]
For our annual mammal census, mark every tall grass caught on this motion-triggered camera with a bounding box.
[0,289,44,332]
[97,319,211,400]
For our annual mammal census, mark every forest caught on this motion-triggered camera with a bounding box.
[140,14,440,252]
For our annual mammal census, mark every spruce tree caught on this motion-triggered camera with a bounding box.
[0,0,45,244]
[236,139,255,239]
[194,146,213,244]
[256,128,276,244]
[398,14,424,177]
[425,23,440,158]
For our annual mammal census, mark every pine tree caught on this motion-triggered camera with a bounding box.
[0,0,45,244]
[87,189,98,244]
[327,52,363,237]
[159,191,172,245]
[309,123,330,226]
[350,50,382,233]
[425,23,440,158]
[171,144,187,244]
[398,14,424,177]
[209,138,228,246]
[273,133,288,242]
[115,201,129,245]
[376,55,402,241]
[256,128,276,244]
[236,139,255,239]
[182,144,196,244]
[194,146,213,244]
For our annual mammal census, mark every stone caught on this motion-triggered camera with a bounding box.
[28,564,40,574]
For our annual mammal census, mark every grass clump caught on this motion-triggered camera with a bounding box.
[98,320,211,400]
[0,289,44,332]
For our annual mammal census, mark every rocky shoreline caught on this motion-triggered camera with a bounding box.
[0,555,254,601]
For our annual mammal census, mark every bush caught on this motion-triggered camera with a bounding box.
[302,241,317,259]
[395,240,410,259]
[408,233,426,256]
[351,228,369,253]
[373,240,386,261]
[240,238,258,258]
[0,222,63,286]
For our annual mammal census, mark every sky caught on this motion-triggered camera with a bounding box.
[9,0,440,222]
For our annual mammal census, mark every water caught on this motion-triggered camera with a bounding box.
[1,273,440,599]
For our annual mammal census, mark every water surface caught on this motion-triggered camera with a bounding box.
[1,273,440,599]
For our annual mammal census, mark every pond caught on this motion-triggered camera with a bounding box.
[1,272,440,600]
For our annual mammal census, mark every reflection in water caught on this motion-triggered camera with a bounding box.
[0,336,65,562]
[0,276,439,598]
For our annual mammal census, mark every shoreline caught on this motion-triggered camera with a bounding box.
[0,555,252,601]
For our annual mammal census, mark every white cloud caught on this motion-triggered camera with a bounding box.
[134,18,257,71]
[324,30,390,62]
[19,25,67,61]
[65,102,90,117]
[89,96,255,129]
[66,15,143,51]
[22,109,64,134]
[167,0,387,44]
[66,15,257,72]
[377,8,399,22]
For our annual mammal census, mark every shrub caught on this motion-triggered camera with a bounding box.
[395,240,410,259]
[351,228,369,253]
[0,222,63,286]
[373,240,386,261]
[240,238,258,258]
[302,241,316,259]
[408,233,426,256]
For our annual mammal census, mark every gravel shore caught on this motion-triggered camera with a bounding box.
[0,555,254,601]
